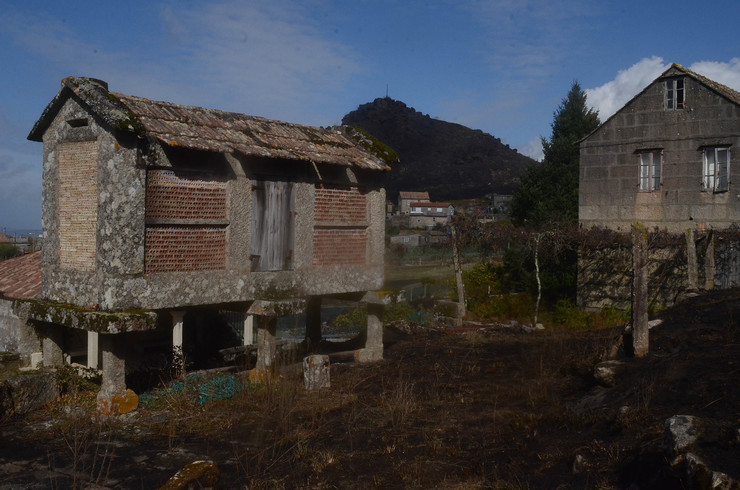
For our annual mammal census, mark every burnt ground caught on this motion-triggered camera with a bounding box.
[0,288,739,489]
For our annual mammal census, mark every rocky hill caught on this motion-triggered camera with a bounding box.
[342,98,534,202]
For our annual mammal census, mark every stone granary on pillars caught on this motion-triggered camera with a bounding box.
[578,64,740,308]
[24,77,392,396]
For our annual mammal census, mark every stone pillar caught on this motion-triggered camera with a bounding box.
[243,314,254,346]
[303,354,330,390]
[305,296,322,347]
[631,223,649,358]
[256,315,277,372]
[87,331,99,369]
[704,231,715,290]
[42,327,64,367]
[171,310,185,376]
[686,228,698,291]
[99,334,126,395]
[356,299,383,363]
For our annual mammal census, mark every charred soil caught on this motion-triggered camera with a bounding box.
[1,289,738,488]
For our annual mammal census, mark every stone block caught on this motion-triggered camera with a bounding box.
[159,460,220,490]
[97,388,138,416]
[303,355,330,390]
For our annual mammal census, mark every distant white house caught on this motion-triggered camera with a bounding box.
[408,202,454,228]
[398,191,430,214]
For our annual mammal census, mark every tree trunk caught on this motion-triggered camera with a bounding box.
[451,225,466,322]
[533,234,542,327]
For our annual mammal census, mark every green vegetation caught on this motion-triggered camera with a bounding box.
[0,243,21,261]
[510,82,600,227]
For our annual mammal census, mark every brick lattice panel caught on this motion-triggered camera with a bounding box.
[58,141,98,271]
[146,170,227,222]
[145,227,226,273]
[314,186,367,224]
[312,229,367,266]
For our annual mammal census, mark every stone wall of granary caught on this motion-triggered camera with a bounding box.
[40,99,385,313]
[580,73,740,233]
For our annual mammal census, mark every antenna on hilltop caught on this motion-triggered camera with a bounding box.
[386,84,389,99]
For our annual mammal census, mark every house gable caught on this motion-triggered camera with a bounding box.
[580,64,740,232]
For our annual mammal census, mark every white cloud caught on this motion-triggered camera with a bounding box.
[156,0,363,123]
[585,56,668,120]
[519,137,543,162]
[586,57,740,121]
[689,58,740,91]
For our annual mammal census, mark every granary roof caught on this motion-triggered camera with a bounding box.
[28,77,393,171]
[0,252,41,300]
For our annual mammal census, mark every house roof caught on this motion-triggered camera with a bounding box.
[28,77,392,171]
[399,191,430,200]
[410,202,452,207]
[0,252,42,300]
[582,63,740,143]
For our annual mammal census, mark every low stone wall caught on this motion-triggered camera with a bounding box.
[577,230,739,311]
[0,298,19,352]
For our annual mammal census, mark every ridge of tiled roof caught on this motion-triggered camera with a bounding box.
[670,63,740,106]
[410,201,452,207]
[29,77,391,171]
[0,252,41,300]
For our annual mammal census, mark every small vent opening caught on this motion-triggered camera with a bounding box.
[67,118,89,128]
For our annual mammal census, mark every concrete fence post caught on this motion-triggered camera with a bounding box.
[631,222,649,357]
[704,231,715,290]
[686,228,698,291]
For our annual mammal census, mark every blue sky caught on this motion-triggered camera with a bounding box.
[1,0,740,231]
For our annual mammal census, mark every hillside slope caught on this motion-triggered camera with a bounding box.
[342,98,533,201]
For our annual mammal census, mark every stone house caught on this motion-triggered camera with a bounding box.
[579,64,740,308]
[408,202,454,229]
[398,191,430,214]
[0,252,41,354]
[23,77,391,396]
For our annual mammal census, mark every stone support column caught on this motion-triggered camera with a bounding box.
[243,314,254,346]
[87,331,99,369]
[171,310,185,376]
[256,315,277,372]
[631,223,649,358]
[305,296,322,347]
[42,327,64,367]
[99,333,126,395]
[356,294,384,363]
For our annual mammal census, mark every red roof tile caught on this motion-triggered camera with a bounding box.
[0,252,41,299]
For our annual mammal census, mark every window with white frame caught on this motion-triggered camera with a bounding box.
[665,78,685,110]
[702,146,730,192]
[638,150,662,191]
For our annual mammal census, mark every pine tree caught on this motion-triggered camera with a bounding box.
[511,82,600,227]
